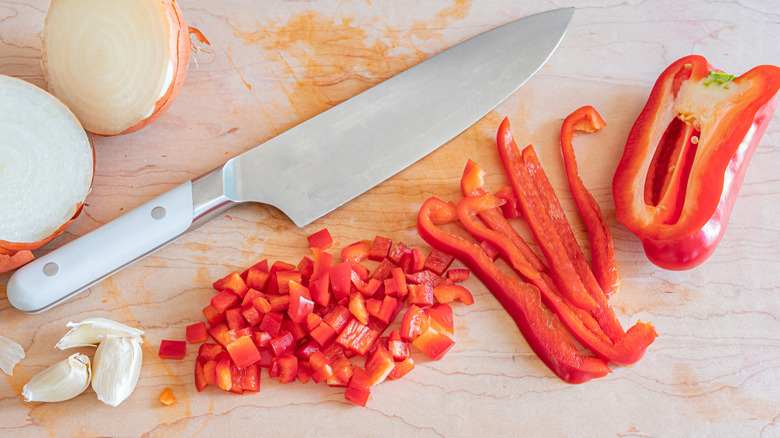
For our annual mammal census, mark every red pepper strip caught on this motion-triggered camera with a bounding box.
[496,118,598,311]
[613,55,780,269]
[456,195,539,281]
[522,145,607,298]
[456,191,656,363]
[461,159,547,273]
[458,161,614,344]
[418,197,611,383]
[560,106,621,296]
[521,146,626,343]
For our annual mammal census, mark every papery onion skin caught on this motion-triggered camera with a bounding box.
[42,0,191,136]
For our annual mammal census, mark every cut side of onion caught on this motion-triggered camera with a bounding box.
[0,75,94,272]
[42,0,190,136]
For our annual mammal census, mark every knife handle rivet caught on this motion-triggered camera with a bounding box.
[43,262,59,276]
[151,206,166,220]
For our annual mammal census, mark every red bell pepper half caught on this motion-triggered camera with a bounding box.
[613,55,780,270]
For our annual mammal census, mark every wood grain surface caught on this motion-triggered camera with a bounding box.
[1,1,778,436]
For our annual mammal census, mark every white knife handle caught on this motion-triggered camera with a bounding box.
[7,182,196,313]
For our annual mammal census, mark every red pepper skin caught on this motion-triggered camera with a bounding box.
[418,197,611,383]
[613,55,780,269]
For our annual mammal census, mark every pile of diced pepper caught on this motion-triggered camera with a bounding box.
[184,229,473,406]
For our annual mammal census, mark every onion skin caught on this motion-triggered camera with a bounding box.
[111,0,190,136]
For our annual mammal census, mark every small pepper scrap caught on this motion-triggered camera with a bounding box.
[417,110,656,383]
[612,55,780,270]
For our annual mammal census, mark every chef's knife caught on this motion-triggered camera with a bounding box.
[8,8,574,313]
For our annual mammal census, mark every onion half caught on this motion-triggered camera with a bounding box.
[42,0,190,136]
[0,75,94,273]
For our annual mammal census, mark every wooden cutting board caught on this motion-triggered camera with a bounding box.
[1,1,778,436]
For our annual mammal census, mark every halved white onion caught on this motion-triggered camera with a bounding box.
[41,0,190,136]
[0,75,93,272]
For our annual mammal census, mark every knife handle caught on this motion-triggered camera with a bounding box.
[7,182,197,313]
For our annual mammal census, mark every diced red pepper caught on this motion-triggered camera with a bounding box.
[297,361,313,383]
[351,270,381,297]
[322,304,353,333]
[287,281,314,323]
[159,340,187,360]
[400,304,425,342]
[336,319,380,356]
[424,249,454,275]
[242,364,260,392]
[405,269,450,288]
[241,305,263,327]
[252,296,272,314]
[294,339,320,360]
[408,283,434,307]
[194,361,207,392]
[268,294,290,312]
[268,357,280,378]
[329,261,352,301]
[331,355,354,384]
[425,303,454,335]
[309,248,333,307]
[270,260,297,274]
[305,313,322,332]
[375,296,398,326]
[186,322,208,344]
[241,288,265,308]
[368,236,392,261]
[203,360,218,386]
[270,331,296,357]
[412,326,455,361]
[348,292,369,325]
[211,290,239,313]
[259,311,284,337]
[494,186,521,219]
[275,270,301,295]
[226,336,261,369]
[283,320,307,342]
[388,329,410,361]
[446,269,470,282]
[365,345,395,386]
[309,320,338,347]
[198,343,223,361]
[215,358,232,391]
[297,256,314,281]
[207,322,230,346]
[307,228,333,249]
[344,367,372,407]
[245,264,270,291]
[341,240,371,263]
[309,350,334,383]
[387,242,410,265]
[257,348,274,368]
[213,271,249,297]
[202,304,225,326]
[388,357,415,380]
[371,258,397,281]
[225,307,248,331]
[252,331,272,349]
[278,354,299,383]
[432,284,474,306]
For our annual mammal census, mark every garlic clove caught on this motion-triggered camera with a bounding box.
[0,334,25,376]
[91,335,143,407]
[56,317,144,349]
[22,353,91,402]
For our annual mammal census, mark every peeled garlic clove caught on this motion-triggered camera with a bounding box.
[0,334,25,376]
[92,335,143,407]
[22,353,91,402]
[56,317,144,349]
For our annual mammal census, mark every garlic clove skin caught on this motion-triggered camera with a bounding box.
[91,335,143,407]
[56,317,144,349]
[0,334,25,376]
[22,353,91,402]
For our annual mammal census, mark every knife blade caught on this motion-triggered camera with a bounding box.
[7,7,574,313]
